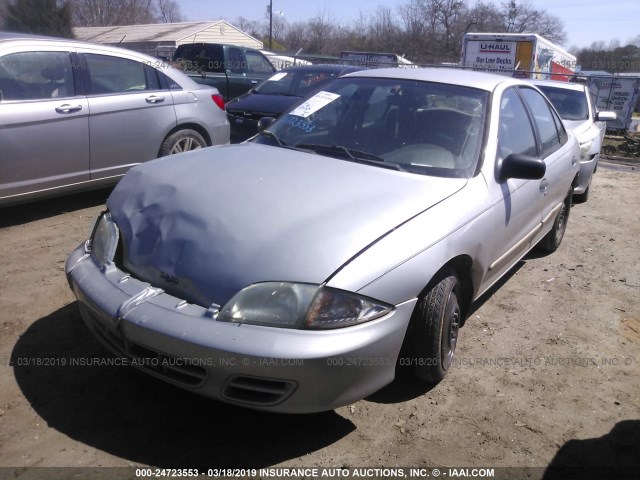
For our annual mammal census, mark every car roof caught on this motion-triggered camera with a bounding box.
[528,79,586,92]
[0,31,208,91]
[0,31,156,61]
[344,67,527,92]
[279,64,363,74]
[0,31,63,41]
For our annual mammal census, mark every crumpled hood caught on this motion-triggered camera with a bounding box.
[108,143,466,307]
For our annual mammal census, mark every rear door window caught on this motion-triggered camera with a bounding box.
[246,50,275,75]
[173,44,224,73]
[520,87,566,157]
[85,54,160,94]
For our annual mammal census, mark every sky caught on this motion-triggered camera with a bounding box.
[178,0,640,50]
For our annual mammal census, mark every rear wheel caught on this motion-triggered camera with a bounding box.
[159,129,207,156]
[406,270,462,383]
[540,193,571,252]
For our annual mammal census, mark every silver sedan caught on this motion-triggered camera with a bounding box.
[0,32,229,206]
[530,79,616,202]
[67,68,579,413]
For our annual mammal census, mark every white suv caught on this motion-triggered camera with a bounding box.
[531,80,615,202]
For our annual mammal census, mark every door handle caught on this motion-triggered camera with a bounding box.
[55,104,82,114]
[571,155,577,166]
[251,80,258,84]
[539,179,549,195]
[145,95,165,104]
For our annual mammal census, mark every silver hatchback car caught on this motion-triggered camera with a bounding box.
[67,68,579,413]
[0,32,230,206]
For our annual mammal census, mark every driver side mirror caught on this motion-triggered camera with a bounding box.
[596,111,616,122]
[257,116,277,133]
[499,154,546,182]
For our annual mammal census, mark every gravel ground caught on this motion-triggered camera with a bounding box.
[0,161,638,480]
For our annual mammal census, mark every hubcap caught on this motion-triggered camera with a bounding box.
[555,204,567,245]
[171,137,204,154]
[442,291,460,370]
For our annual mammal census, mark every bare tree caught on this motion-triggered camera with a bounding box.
[305,8,335,54]
[155,0,183,23]
[5,0,74,37]
[71,0,183,26]
[467,1,503,32]
[500,0,566,44]
[235,16,261,38]
[283,21,308,52]
[267,13,288,47]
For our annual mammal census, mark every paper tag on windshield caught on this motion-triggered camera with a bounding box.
[268,72,288,81]
[290,91,340,118]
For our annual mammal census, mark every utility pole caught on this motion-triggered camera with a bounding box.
[269,0,273,49]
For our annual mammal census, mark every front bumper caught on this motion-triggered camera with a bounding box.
[226,113,259,143]
[575,153,599,194]
[66,245,415,413]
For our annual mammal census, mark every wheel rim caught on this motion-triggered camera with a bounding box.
[441,290,460,370]
[555,203,568,245]
[171,136,204,154]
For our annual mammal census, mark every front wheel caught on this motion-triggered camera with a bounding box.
[406,270,462,383]
[159,129,207,156]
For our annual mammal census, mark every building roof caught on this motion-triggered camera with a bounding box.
[74,20,261,47]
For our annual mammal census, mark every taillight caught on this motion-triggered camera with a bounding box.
[212,94,225,111]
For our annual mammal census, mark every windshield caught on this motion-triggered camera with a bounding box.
[537,86,589,121]
[253,76,488,178]
[255,69,342,97]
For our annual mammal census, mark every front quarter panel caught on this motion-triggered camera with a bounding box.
[328,175,491,306]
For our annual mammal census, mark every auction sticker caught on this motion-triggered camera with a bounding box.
[267,72,288,81]
[290,91,340,118]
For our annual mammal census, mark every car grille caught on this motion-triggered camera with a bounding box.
[227,110,274,121]
[80,303,208,387]
[222,375,297,407]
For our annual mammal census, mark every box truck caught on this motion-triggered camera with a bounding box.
[461,33,577,81]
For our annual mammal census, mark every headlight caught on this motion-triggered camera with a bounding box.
[87,212,119,267]
[579,139,593,161]
[217,282,393,329]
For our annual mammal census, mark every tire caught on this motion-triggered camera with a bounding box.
[540,193,571,253]
[406,270,462,383]
[159,129,207,156]
[574,182,590,204]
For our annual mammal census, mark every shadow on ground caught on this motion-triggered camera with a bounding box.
[543,420,640,480]
[11,303,354,468]
[0,188,113,228]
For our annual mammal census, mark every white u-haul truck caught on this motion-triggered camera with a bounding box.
[461,33,577,81]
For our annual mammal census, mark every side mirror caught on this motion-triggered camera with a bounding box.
[257,116,277,132]
[595,111,616,122]
[500,154,546,181]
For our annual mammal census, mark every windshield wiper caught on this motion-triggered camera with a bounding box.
[258,131,320,154]
[295,144,405,171]
[259,129,288,147]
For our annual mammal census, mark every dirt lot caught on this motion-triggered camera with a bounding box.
[0,162,638,479]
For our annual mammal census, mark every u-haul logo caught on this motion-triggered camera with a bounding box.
[479,43,512,53]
